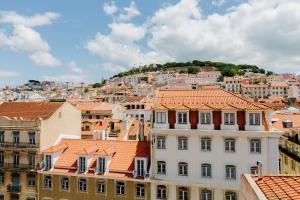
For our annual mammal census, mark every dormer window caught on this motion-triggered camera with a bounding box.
[45,155,52,170]
[136,159,145,177]
[156,112,166,124]
[249,113,260,125]
[97,157,106,173]
[78,156,86,173]
[178,112,187,124]
[224,113,235,125]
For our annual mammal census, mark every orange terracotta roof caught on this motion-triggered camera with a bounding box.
[77,103,117,112]
[271,82,288,87]
[0,101,64,120]
[128,120,150,138]
[43,143,68,153]
[272,112,300,132]
[50,139,150,177]
[154,86,271,111]
[252,174,300,200]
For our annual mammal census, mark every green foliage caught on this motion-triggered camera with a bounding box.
[217,75,224,82]
[266,71,274,76]
[187,66,199,74]
[110,60,271,79]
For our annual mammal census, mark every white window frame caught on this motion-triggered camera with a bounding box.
[249,113,260,125]
[78,178,87,192]
[224,113,235,125]
[225,138,235,152]
[136,183,145,198]
[178,162,188,176]
[178,137,188,150]
[45,155,52,170]
[157,136,166,149]
[201,138,211,151]
[44,176,52,188]
[250,139,261,153]
[116,181,125,196]
[97,157,106,173]
[136,159,145,177]
[96,179,105,193]
[178,112,187,124]
[225,165,236,180]
[225,191,237,200]
[179,187,188,200]
[200,112,211,124]
[201,163,212,178]
[78,156,86,173]
[157,161,166,175]
[61,177,69,190]
[201,189,212,200]
[157,185,167,199]
[156,112,166,124]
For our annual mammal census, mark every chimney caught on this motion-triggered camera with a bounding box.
[139,119,145,141]
[257,161,263,180]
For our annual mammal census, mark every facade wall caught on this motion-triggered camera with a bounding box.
[38,173,151,200]
[40,102,81,151]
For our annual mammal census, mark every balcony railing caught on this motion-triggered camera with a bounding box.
[287,136,300,145]
[0,142,38,149]
[7,184,21,193]
[279,146,300,162]
[0,163,39,171]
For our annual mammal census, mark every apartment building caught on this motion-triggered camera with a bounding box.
[241,83,269,99]
[38,139,151,200]
[125,103,152,122]
[224,76,244,93]
[150,86,281,200]
[272,110,300,174]
[0,101,81,200]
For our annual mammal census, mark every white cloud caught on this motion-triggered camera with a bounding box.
[103,2,118,16]
[212,0,226,7]
[110,23,145,42]
[117,2,140,21]
[0,70,20,77]
[0,11,60,67]
[86,0,300,73]
[0,11,60,27]
[30,51,61,67]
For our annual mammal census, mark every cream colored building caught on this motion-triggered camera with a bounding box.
[0,101,81,200]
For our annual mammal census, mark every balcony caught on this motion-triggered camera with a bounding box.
[0,142,39,149]
[279,145,300,162]
[7,184,21,193]
[1,163,39,171]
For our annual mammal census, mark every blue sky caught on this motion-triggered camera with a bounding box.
[0,0,300,86]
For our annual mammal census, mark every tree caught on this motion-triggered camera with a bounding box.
[266,71,274,76]
[221,66,238,77]
[187,66,199,74]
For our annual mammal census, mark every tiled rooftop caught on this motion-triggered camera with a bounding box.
[154,86,271,110]
[0,101,64,120]
[253,175,300,200]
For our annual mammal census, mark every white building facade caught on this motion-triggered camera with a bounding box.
[150,87,281,200]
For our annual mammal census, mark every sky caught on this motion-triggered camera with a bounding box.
[0,0,300,86]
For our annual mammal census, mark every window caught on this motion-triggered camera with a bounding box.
[157,185,167,199]
[225,165,236,180]
[27,174,36,187]
[28,132,35,145]
[28,154,35,167]
[96,179,105,193]
[201,138,211,151]
[178,112,187,124]
[0,152,4,166]
[78,156,86,172]
[45,155,52,170]
[224,113,235,125]
[97,157,106,173]
[250,139,261,153]
[201,189,212,200]
[136,183,145,198]
[78,178,87,192]
[179,187,188,200]
[249,113,260,125]
[0,131,4,143]
[157,161,166,175]
[292,160,296,171]
[178,137,188,150]
[225,192,237,200]
[13,152,19,165]
[200,113,211,124]
[0,172,4,184]
[156,112,166,124]
[136,159,145,177]
[26,198,35,200]
[44,176,52,188]
[225,139,235,152]
[61,177,69,190]
[157,136,166,149]
[13,131,20,144]
[201,164,212,178]
[250,166,258,174]
[178,162,188,176]
[116,181,125,195]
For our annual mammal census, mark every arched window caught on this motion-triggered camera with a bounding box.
[225,191,237,200]
[201,189,212,200]
[44,176,52,188]
[178,187,188,200]
[157,185,166,199]
[61,177,69,190]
